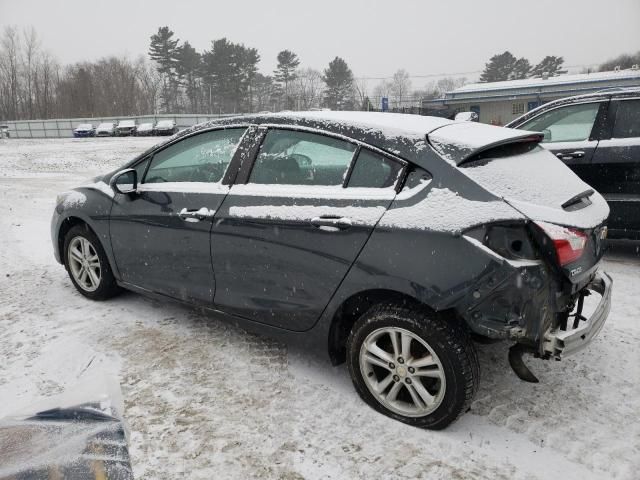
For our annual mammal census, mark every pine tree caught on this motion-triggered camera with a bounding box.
[175,41,201,112]
[510,58,532,80]
[479,51,517,82]
[323,57,354,110]
[274,50,300,109]
[148,26,179,111]
[531,56,567,77]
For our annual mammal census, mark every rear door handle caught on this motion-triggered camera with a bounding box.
[556,151,585,160]
[310,215,352,230]
[178,207,215,222]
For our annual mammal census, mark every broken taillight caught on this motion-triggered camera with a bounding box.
[535,221,587,266]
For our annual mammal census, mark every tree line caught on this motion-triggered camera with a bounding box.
[1,24,637,122]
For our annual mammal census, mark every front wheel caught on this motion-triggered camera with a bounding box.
[63,224,121,300]
[347,304,479,430]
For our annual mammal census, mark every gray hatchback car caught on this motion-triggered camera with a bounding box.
[51,112,612,429]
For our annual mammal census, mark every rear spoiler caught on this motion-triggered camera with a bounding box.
[427,122,543,166]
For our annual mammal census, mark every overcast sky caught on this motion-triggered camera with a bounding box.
[1,0,639,86]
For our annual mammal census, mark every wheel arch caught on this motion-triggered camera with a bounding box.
[58,215,96,262]
[327,288,440,365]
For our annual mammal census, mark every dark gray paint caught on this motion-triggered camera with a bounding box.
[51,113,610,364]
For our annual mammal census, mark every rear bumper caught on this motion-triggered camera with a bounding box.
[542,272,612,358]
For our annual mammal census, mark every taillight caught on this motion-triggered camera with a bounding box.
[535,221,587,266]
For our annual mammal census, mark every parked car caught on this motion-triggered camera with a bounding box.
[73,123,95,138]
[95,122,116,137]
[115,120,137,136]
[454,111,479,122]
[0,125,9,138]
[507,88,640,239]
[136,122,155,136]
[153,119,177,136]
[51,112,612,429]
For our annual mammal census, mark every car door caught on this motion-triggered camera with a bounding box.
[516,100,608,187]
[210,127,405,331]
[589,97,640,236]
[109,127,248,304]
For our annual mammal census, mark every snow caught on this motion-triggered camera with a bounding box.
[1,138,640,479]
[379,187,524,233]
[451,70,640,94]
[273,111,452,139]
[230,183,396,200]
[460,147,610,229]
[230,204,387,225]
[427,121,542,165]
[60,190,87,208]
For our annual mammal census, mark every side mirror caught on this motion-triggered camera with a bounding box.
[541,128,552,142]
[110,169,137,194]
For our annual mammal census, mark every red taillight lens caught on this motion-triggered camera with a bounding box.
[536,221,587,266]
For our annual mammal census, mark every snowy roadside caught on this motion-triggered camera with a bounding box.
[0,138,638,479]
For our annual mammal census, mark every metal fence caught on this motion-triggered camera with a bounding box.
[3,114,235,139]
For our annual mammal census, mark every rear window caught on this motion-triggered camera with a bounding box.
[612,99,640,138]
[249,129,356,186]
[347,149,403,189]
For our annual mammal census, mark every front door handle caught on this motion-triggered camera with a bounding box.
[310,215,352,230]
[556,151,585,160]
[178,207,215,222]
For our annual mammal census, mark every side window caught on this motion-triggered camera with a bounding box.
[612,99,640,139]
[144,128,246,184]
[521,102,601,143]
[249,129,356,186]
[347,149,403,189]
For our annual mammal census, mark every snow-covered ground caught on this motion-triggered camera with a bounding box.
[0,138,639,479]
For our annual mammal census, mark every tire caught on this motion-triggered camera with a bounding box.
[347,304,479,430]
[63,224,121,300]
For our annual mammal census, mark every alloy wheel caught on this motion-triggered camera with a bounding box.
[359,327,446,417]
[67,236,101,292]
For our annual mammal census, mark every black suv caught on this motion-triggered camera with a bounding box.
[51,112,612,429]
[508,88,640,239]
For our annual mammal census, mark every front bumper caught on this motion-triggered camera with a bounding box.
[542,272,612,358]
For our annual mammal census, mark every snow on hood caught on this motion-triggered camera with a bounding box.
[428,122,543,165]
[460,146,610,229]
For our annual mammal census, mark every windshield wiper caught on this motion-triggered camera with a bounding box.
[562,189,594,210]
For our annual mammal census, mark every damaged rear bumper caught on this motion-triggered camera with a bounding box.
[542,272,612,359]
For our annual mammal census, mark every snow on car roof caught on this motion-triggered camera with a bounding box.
[273,111,452,138]
[118,120,135,127]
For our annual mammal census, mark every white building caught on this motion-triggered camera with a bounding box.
[423,68,640,125]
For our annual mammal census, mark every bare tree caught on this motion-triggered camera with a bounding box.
[0,26,21,120]
[292,68,323,110]
[390,69,411,108]
[354,78,370,110]
[137,57,163,114]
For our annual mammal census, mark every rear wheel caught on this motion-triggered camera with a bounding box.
[347,304,479,430]
[63,224,121,300]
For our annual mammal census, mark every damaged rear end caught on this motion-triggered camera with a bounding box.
[428,122,613,381]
